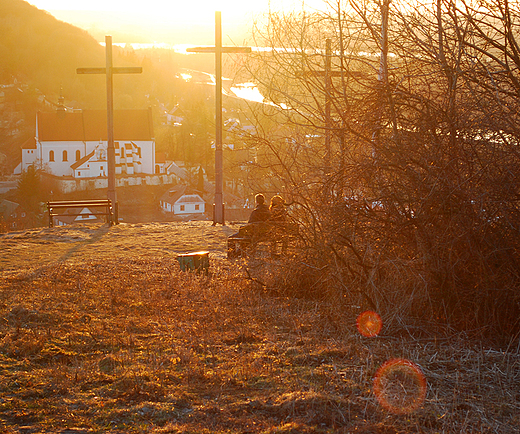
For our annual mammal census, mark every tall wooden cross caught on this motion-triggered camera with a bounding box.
[77,35,142,222]
[187,12,251,225]
[299,39,365,173]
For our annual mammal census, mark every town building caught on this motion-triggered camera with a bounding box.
[17,108,156,177]
[0,199,28,232]
[50,206,105,227]
[159,185,205,217]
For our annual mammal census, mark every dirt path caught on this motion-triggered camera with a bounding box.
[0,221,241,278]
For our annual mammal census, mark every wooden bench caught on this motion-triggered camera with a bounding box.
[227,221,300,258]
[47,200,117,228]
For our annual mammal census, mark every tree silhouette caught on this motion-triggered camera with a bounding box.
[16,164,41,217]
[241,0,520,339]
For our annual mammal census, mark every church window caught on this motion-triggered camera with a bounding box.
[63,150,68,162]
[49,150,54,162]
[76,150,81,161]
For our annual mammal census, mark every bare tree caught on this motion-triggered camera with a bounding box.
[240,0,520,339]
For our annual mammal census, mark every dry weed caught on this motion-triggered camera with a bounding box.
[0,223,519,433]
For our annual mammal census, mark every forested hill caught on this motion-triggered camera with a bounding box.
[0,0,214,109]
[0,0,110,105]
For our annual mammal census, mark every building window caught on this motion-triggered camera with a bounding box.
[180,205,185,211]
[49,150,54,162]
[195,204,200,211]
[78,172,81,176]
[76,150,81,161]
[63,150,68,162]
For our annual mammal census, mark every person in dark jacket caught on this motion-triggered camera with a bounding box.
[227,194,270,257]
[248,193,270,223]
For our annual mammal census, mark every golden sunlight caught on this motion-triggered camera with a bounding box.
[27,0,314,16]
[27,0,328,44]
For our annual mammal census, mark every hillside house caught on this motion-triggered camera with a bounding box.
[51,207,105,227]
[160,185,205,216]
[0,199,29,232]
[18,108,155,178]
[160,104,184,126]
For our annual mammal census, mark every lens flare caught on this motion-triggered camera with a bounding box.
[373,358,427,414]
[356,311,383,337]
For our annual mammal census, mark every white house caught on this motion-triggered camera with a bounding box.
[160,185,205,216]
[51,207,104,227]
[18,108,156,177]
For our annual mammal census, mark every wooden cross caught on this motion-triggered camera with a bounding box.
[187,12,251,225]
[77,36,142,222]
[298,39,366,172]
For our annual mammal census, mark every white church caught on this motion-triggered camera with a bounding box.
[18,108,157,178]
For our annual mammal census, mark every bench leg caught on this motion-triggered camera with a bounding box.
[227,239,238,259]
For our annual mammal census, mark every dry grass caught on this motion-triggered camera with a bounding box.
[0,222,519,433]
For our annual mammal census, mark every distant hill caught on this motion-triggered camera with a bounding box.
[0,0,108,106]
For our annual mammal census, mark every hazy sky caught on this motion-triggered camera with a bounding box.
[26,0,321,45]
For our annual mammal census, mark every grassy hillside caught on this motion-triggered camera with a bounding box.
[0,222,519,433]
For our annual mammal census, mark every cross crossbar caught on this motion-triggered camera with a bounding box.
[297,70,366,78]
[77,67,143,74]
[186,46,252,54]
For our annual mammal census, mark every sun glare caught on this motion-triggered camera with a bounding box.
[373,359,427,414]
[231,84,265,104]
[28,0,315,16]
[356,311,383,337]
[27,0,328,44]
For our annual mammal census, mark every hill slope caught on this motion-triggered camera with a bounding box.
[0,0,106,103]
[0,222,519,433]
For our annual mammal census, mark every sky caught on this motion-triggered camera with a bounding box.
[26,0,321,45]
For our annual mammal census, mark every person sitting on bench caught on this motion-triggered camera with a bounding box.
[268,195,286,222]
[248,193,270,223]
[268,195,288,256]
[234,193,271,238]
[227,194,270,257]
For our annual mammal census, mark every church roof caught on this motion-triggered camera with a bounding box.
[37,108,154,142]
[21,137,37,149]
[159,185,205,206]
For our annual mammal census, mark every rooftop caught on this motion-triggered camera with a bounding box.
[37,109,154,142]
